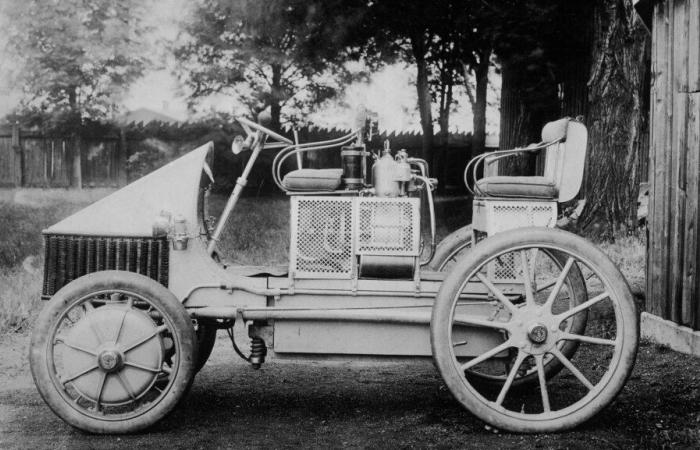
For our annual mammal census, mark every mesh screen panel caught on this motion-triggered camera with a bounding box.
[357,198,419,256]
[291,197,354,278]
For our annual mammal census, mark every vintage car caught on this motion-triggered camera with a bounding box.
[30,116,638,434]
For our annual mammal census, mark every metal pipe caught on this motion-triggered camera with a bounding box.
[182,282,502,303]
[415,175,436,266]
[293,129,302,169]
[190,306,433,324]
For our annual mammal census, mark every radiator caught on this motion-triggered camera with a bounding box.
[42,234,169,298]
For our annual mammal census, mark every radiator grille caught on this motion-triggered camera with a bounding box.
[42,234,169,297]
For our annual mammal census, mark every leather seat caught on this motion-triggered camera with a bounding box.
[282,168,343,191]
[475,176,558,199]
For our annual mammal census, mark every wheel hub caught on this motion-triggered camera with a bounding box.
[97,348,124,372]
[527,323,548,344]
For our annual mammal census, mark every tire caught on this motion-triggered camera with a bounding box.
[194,320,217,372]
[430,225,588,389]
[431,228,638,433]
[429,225,474,271]
[30,271,197,434]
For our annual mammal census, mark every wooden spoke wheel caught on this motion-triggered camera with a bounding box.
[431,228,638,433]
[30,271,197,434]
[430,225,588,389]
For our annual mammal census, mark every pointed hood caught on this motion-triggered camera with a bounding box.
[45,142,213,237]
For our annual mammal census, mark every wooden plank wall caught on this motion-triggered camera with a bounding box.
[0,126,126,189]
[0,136,17,187]
[647,0,700,330]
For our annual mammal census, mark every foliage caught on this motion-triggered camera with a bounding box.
[2,0,151,122]
[175,0,364,129]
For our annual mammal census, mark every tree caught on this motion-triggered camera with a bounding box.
[579,0,649,235]
[492,0,649,235]
[175,0,361,130]
[2,0,150,122]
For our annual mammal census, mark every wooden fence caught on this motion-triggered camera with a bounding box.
[646,0,700,331]
[0,124,126,188]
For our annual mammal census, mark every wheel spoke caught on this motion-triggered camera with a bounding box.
[54,336,98,356]
[83,301,95,312]
[114,309,128,344]
[535,354,550,412]
[543,257,575,311]
[461,340,512,371]
[551,348,594,390]
[61,364,99,385]
[495,350,527,406]
[122,325,167,353]
[453,315,511,331]
[88,321,106,346]
[520,251,536,307]
[123,361,161,373]
[556,292,610,323]
[475,273,519,315]
[534,278,557,293]
[559,332,616,346]
[94,371,107,412]
[116,372,138,400]
[453,340,468,347]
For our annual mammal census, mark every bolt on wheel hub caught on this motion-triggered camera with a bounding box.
[97,348,124,372]
[527,323,548,344]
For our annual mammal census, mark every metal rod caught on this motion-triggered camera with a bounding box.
[293,129,302,169]
[207,132,266,255]
[191,306,433,324]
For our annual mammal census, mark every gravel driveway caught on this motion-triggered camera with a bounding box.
[1,333,698,449]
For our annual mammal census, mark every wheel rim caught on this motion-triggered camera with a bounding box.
[435,236,587,385]
[443,243,628,423]
[45,290,180,421]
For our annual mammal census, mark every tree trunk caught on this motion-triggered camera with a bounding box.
[411,35,434,162]
[579,0,649,236]
[436,80,452,193]
[472,48,491,157]
[497,64,545,175]
[269,64,283,131]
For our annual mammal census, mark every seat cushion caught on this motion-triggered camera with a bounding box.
[476,176,558,199]
[282,168,343,191]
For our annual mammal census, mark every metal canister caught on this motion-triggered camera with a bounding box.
[340,145,365,189]
[372,147,400,197]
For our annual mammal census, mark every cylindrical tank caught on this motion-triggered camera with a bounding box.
[372,148,400,197]
[340,145,365,189]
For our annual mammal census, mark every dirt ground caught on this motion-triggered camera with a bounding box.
[1,332,699,449]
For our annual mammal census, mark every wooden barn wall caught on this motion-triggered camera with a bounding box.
[647,0,700,330]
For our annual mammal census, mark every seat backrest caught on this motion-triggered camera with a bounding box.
[542,118,588,203]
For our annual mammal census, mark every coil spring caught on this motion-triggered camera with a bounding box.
[249,336,267,369]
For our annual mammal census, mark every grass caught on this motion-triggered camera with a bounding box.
[0,198,92,332]
[0,193,646,333]
[595,228,647,293]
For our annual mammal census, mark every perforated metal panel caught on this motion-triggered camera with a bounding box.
[472,199,556,283]
[472,199,557,236]
[357,198,420,256]
[290,197,355,278]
